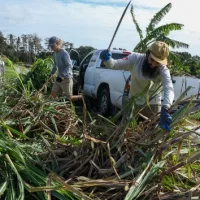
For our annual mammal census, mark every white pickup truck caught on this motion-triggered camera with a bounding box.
[72,49,200,116]
[74,49,131,116]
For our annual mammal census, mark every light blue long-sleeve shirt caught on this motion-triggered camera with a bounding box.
[50,49,73,79]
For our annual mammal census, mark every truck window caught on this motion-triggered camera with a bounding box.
[80,53,93,88]
[100,53,128,68]
[81,53,93,68]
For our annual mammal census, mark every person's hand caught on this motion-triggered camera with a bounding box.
[48,75,54,83]
[100,50,112,61]
[159,106,172,131]
[48,75,53,80]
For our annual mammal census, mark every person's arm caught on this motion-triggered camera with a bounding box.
[159,66,174,108]
[100,50,143,71]
[104,55,131,71]
[62,51,72,67]
[50,56,57,75]
[158,66,174,131]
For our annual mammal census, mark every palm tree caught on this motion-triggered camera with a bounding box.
[130,3,189,53]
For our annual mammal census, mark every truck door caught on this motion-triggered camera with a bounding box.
[83,50,101,95]
[79,52,94,89]
[93,52,131,107]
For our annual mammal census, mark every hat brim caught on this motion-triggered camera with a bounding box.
[150,52,168,65]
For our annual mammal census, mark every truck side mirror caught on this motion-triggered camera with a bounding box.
[172,79,176,84]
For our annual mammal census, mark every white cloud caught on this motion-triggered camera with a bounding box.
[0,0,200,55]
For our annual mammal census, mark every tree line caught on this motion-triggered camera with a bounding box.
[0,31,95,64]
[1,30,200,77]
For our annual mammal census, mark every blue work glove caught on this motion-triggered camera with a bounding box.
[159,106,172,131]
[100,50,112,61]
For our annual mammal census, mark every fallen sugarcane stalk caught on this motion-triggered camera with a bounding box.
[117,168,140,179]
[115,153,130,169]
[57,154,83,173]
[24,182,62,192]
[68,155,93,178]
[140,185,158,198]
[46,176,52,200]
[159,152,200,177]
[61,120,72,137]
[22,110,42,135]
[43,157,76,163]
[106,124,124,142]
[48,173,92,200]
[59,155,90,176]
[84,134,106,144]
[128,132,164,147]
[81,96,87,137]
[0,121,29,138]
[50,116,59,134]
[37,149,66,157]
[107,143,120,179]
[90,153,131,176]
[41,119,69,135]
[90,160,113,174]
[156,126,200,156]
[0,119,13,138]
[72,179,131,189]
[182,126,200,137]
[88,148,99,178]
[41,135,59,167]
[97,114,118,127]
[160,191,193,200]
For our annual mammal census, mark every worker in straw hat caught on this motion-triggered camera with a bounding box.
[100,41,174,131]
[48,36,82,101]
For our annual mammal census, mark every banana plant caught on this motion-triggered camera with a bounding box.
[130,3,189,67]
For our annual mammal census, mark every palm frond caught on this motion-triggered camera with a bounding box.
[146,3,172,33]
[134,23,184,52]
[130,4,143,40]
[133,35,150,52]
[150,23,184,37]
[156,35,189,49]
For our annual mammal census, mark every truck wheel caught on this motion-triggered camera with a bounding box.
[98,88,112,117]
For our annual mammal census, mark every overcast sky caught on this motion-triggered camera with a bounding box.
[0,0,200,56]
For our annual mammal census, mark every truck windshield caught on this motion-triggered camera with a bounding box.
[100,53,128,68]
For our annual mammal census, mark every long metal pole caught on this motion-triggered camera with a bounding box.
[107,0,132,51]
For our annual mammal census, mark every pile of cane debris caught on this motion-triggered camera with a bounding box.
[1,92,200,200]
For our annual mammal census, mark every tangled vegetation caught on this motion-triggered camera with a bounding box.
[0,60,200,200]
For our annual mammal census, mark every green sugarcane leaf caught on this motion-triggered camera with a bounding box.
[125,161,165,200]
[0,123,29,139]
[0,181,8,196]
[51,116,59,134]
[5,154,24,200]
